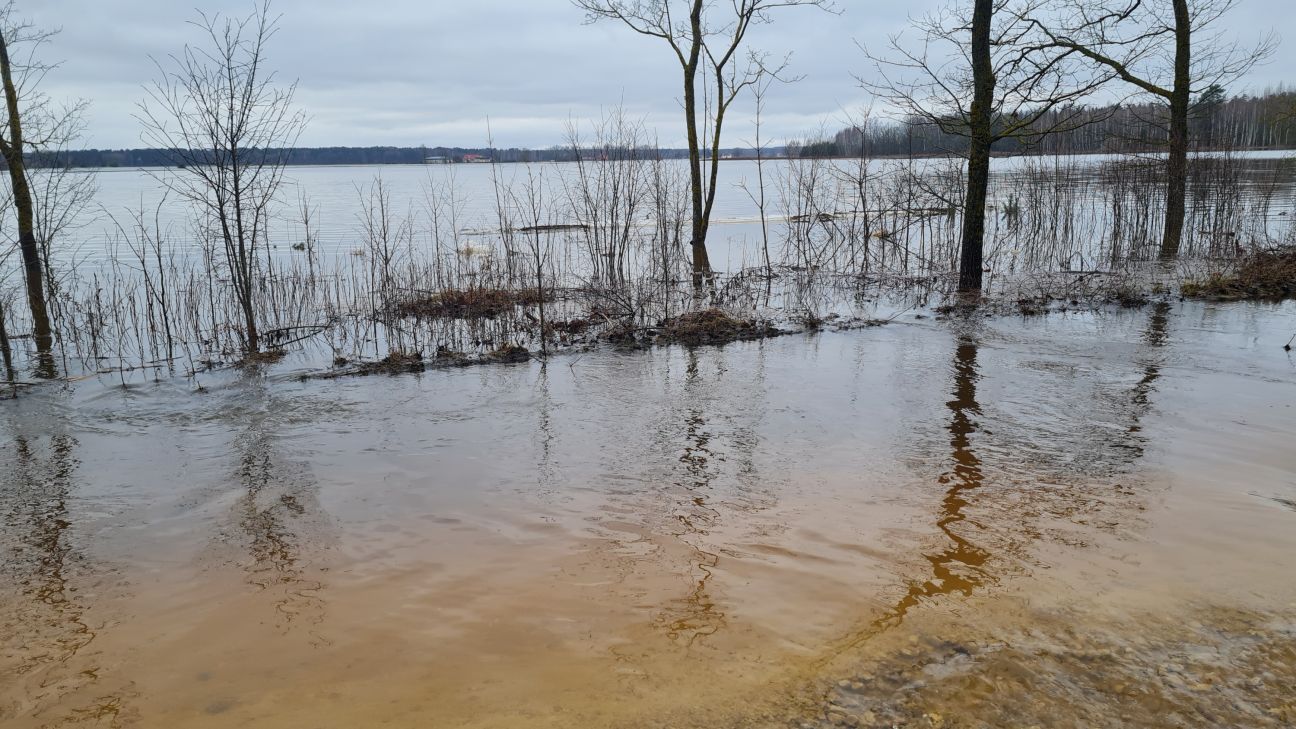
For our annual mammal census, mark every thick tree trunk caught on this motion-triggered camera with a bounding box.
[1159,0,1192,260]
[0,297,13,381]
[0,36,53,353]
[958,0,995,293]
[243,295,259,354]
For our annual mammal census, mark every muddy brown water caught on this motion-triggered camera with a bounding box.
[2,301,1295,728]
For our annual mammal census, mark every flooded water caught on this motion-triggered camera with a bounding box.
[2,300,1295,728]
[34,151,1296,274]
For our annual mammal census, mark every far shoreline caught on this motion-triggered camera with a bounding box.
[44,145,1296,173]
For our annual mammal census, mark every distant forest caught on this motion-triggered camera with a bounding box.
[38,89,1296,169]
[43,145,699,168]
[820,88,1296,158]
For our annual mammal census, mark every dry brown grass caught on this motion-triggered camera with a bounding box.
[484,344,531,363]
[240,349,288,366]
[1182,247,1296,300]
[391,287,548,319]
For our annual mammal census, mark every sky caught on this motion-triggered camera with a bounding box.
[21,0,1292,151]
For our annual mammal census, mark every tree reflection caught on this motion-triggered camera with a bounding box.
[1124,301,1171,447]
[230,379,327,644]
[0,428,129,724]
[840,305,1176,652]
[883,336,993,627]
[659,348,726,646]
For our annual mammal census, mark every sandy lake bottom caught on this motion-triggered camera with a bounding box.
[2,300,1295,728]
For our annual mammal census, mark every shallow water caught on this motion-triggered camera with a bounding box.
[2,300,1295,727]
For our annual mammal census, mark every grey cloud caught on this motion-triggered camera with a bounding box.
[22,0,1289,150]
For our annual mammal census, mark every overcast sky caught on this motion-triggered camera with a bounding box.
[22,0,1291,150]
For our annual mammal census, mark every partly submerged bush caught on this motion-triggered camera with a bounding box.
[1181,247,1296,301]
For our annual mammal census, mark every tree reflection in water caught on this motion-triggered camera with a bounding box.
[0,428,131,725]
[659,349,726,646]
[229,378,328,645]
[832,306,1174,654]
[886,336,993,623]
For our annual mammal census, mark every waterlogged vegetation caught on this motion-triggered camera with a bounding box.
[2,1,1296,728]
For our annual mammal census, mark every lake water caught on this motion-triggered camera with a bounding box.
[33,151,1296,277]
[3,299,1294,727]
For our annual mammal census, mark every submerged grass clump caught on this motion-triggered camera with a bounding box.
[1182,247,1296,300]
[306,344,532,380]
[485,344,531,363]
[391,287,548,319]
[360,350,426,375]
[240,349,288,367]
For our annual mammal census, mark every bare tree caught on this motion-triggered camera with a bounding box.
[511,164,553,355]
[0,1,67,355]
[138,0,306,354]
[864,0,1109,292]
[738,72,776,278]
[1024,0,1274,259]
[563,108,651,285]
[573,0,832,290]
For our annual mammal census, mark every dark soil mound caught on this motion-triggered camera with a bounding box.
[656,308,778,346]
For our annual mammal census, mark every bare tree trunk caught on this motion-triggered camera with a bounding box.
[0,297,13,381]
[242,283,260,353]
[683,0,712,290]
[534,232,547,356]
[752,83,771,278]
[1160,0,1192,260]
[958,0,994,293]
[0,34,53,353]
[698,66,730,285]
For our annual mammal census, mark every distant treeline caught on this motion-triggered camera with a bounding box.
[821,88,1296,159]
[38,145,705,169]
[32,89,1296,169]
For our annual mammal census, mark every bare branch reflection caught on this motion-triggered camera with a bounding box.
[227,379,329,645]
